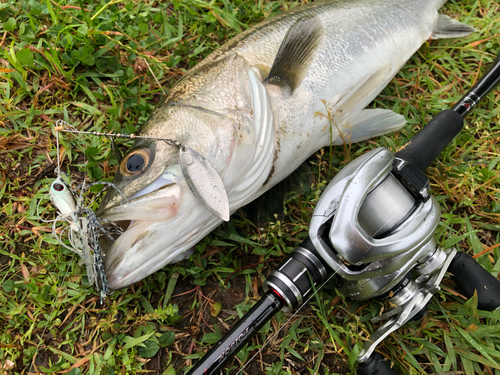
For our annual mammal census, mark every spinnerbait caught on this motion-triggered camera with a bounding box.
[47,124,127,302]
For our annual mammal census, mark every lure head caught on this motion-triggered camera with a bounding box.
[50,177,77,219]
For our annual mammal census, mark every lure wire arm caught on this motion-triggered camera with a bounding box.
[55,120,182,148]
[55,120,231,221]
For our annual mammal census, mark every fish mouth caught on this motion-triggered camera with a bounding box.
[99,183,182,289]
[99,182,221,290]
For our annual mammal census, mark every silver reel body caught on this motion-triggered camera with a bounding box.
[308,147,456,362]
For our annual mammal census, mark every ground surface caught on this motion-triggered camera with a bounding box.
[0,1,500,374]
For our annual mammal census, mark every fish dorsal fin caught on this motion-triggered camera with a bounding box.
[431,14,476,39]
[265,16,324,92]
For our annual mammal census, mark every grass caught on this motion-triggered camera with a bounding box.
[0,0,499,374]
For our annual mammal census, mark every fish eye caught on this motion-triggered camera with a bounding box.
[53,183,65,192]
[120,148,150,176]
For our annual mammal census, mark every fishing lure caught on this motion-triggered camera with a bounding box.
[49,178,124,302]
[47,122,127,303]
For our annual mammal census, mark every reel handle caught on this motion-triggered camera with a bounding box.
[448,251,500,311]
[358,352,400,375]
[396,53,500,172]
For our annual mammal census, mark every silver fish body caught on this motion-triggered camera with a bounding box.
[97,0,473,289]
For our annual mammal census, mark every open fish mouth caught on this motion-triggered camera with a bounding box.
[98,181,222,290]
[98,182,183,289]
[100,220,155,289]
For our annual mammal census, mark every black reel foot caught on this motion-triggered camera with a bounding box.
[358,352,399,375]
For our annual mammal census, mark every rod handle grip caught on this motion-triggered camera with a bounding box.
[448,251,500,311]
[358,352,400,375]
[395,110,463,172]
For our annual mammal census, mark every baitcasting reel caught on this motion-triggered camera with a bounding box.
[187,53,500,375]
[308,146,457,365]
[306,143,499,369]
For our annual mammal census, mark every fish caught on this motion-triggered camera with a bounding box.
[97,0,474,290]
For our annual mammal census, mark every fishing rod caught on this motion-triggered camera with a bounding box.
[187,52,500,375]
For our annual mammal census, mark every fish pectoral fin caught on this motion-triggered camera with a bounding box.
[431,14,476,39]
[264,16,324,93]
[335,109,406,144]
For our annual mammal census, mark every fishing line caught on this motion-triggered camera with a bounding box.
[56,128,60,176]
[236,271,338,375]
